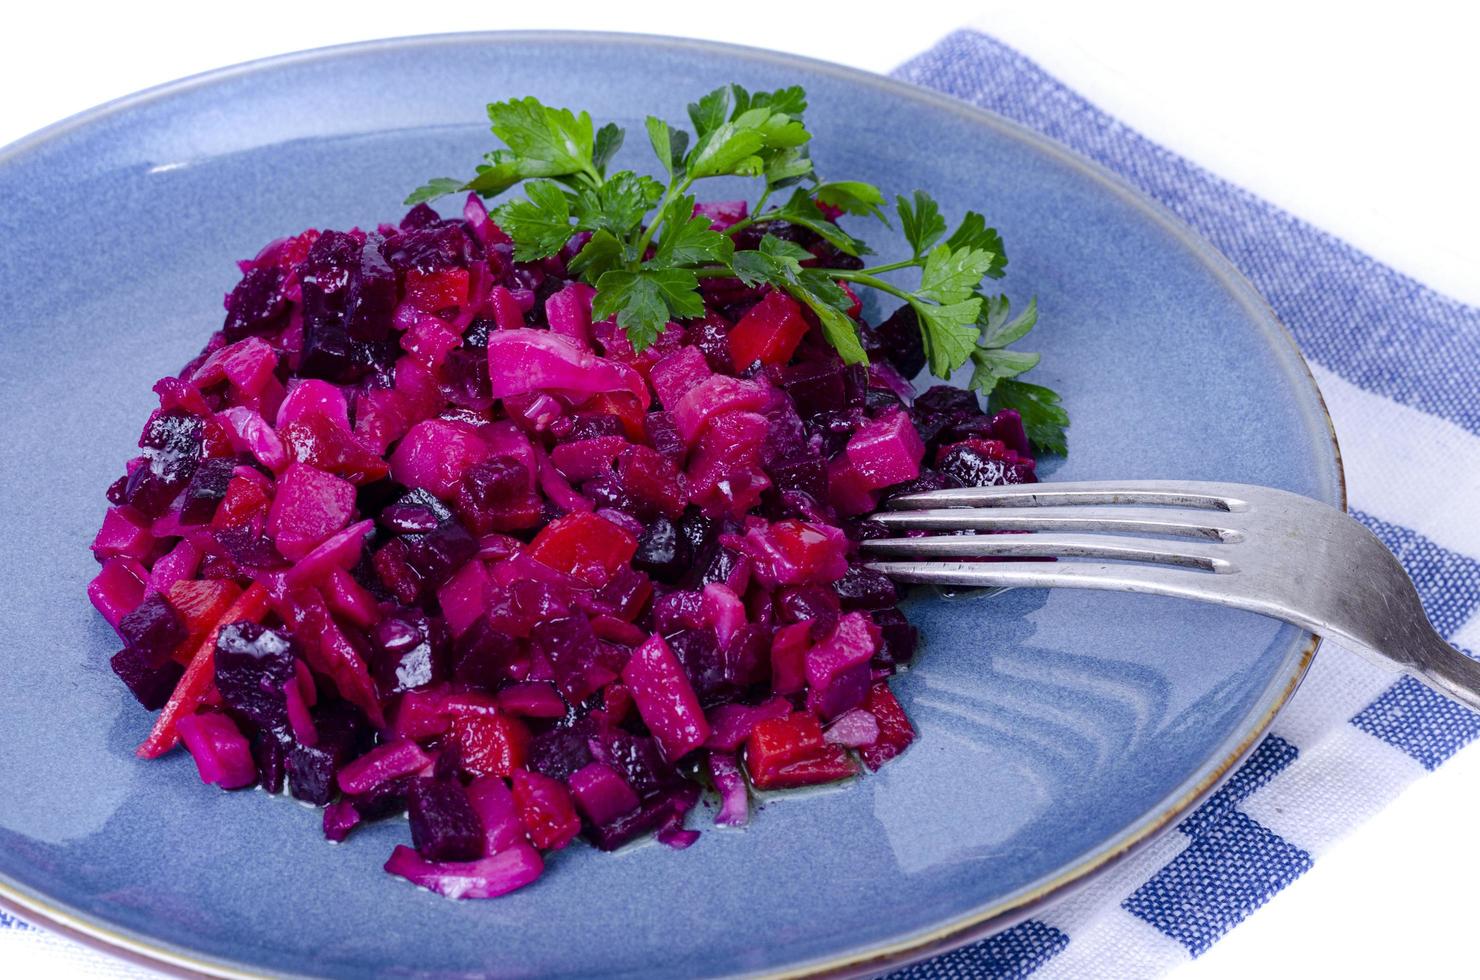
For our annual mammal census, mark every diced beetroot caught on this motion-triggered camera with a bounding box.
[527,512,638,587]
[673,375,771,443]
[859,682,916,770]
[487,329,649,408]
[846,408,925,490]
[391,419,488,500]
[466,775,526,853]
[622,634,710,761]
[338,740,433,795]
[454,714,530,779]
[321,568,378,629]
[728,291,810,370]
[732,519,849,587]
[770,621,812,695]
[826,454,879,517]
[216,406,289,471]
[408,777,483,861]
[437,560,490,638]
[276,380,388,484]
[804,611,881,698]
[686,411,771,517]
[649,346,713,411]
[283,520,372,587]
[550,435,628,482]
[568,762,642,825]
[323,801,362,842]
[512,769,582,851]
[701,583,747,649]
[704,696,793,751]
[495,682,567,718]
[177,712,257,790]
[89,558,149,631]
[93,506,154,562]
[267,463,356,560]
[545,282,596,348]
[615,445,686,519]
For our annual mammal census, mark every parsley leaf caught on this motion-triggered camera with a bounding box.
[790,282,867,365]
[645,117,689,180]
[773,189,871,257]
[968,347,1040,396]
[591,123,625,177]
[914,297,983,376]
[686,107,809,180]
[404,177,465,206]
[572,171,665,237]
[486,96,597,179]
[945,211,1007,278]
[687,87,733,139]
[732,234,812,287]
[593,268,704,351]
[731,84,808,117]
[988,379,1069,455]
[649,197,734,268]
[978,295,1037,348]
[815,181,888,222]
[568,229,627,283]
[492,179,574,261]
[896,190,947,258]
[918,245,999,305]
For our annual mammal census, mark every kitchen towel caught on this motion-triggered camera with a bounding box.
[5,28,1478,979]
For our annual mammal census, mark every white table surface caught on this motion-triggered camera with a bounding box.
[4,2,1477,976]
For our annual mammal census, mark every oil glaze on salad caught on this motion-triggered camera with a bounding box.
[88,83,1066,899]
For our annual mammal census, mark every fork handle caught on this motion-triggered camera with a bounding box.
[1390,626,1480,715]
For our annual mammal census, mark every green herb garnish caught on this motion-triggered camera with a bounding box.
[408,83,1068,454]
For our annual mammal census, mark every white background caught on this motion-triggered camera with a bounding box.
[3,1,1477,976]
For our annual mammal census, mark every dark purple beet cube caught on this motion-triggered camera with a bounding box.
[407,777,483,861]
[109,647,183,710]
[870,304,927,378]
[766,454,828,500]
[287,701,367,805]
[643,412,685,464]
[938,444,1037,487]
[345,237,397,341]
[532,614,608,702]
[872,608,919,666]
[632,516,688,582]
[223,265,288,340]
[117,593,187,665]
[780,360,847,419]
[215,621,298,729]
[452,619,521,690]
[833,566,900,610]
[589,729,681,798]
[527,724,594,781]
[179,456,236,525]
[252,730,288,794]
[722,624,770,688]
[371,608,447,697]
[666,627,732,704]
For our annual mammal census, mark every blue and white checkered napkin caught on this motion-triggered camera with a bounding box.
[880,29,1480,979]
[6,29,1479,979]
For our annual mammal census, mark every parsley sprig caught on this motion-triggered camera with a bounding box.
[407,84,1069,453]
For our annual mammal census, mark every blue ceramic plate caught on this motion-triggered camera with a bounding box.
[0,32,1341,978]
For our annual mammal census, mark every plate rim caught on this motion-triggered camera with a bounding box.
[0,28,1346,979]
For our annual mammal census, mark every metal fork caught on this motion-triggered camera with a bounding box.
[860,480,1480,712]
